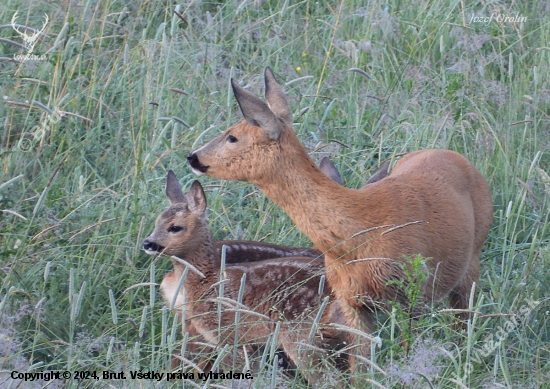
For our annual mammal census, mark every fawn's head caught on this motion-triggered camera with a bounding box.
[188,67,304,183]
[143,171,209,257]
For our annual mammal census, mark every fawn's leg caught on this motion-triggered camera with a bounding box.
[336,301,376,376]
[278,324,345,388]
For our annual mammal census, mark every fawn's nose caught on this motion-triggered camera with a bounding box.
[143,239,161,253]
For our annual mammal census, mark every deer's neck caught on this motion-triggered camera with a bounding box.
[171,234,218,285]
[254,138,371,257]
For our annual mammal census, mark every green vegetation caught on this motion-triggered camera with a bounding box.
[1,0,549,387]
[386,254,432,356]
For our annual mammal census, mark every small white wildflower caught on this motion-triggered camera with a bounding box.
[360,40,372,52]
[373,336,382,348]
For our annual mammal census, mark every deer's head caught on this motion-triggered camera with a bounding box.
[143,171,210,257]
[188,67,303,183]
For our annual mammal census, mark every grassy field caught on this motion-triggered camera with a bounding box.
[1,0,549,387]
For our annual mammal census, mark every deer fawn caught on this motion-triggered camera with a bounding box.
[187,67,493,366]
[143,171,348,384]
[144,175,322,372]
[145,216,321,373]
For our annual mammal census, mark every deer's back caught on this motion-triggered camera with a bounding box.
[323,149,492,302]
[228,257,327,320]
[215,240,322,262]
[189,256,333,345]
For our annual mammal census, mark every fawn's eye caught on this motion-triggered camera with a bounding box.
[227,135,238,143]
[168,225,184,233]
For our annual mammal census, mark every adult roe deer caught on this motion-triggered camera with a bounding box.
[187,67,493,364]
[144,171,348,383]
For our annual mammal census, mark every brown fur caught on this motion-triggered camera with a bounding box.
[143,158,347,371]
[145,159,361,372]
[143,172,347,384]
[149,240,322,371]
[187,67,493,365]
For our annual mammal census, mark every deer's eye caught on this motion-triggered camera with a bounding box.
[227,135,238,143]
[168,225,184,233]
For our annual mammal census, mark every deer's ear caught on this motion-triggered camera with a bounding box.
[231,79,283,141]
[187,180,207,216]
[166,170,186,205]
[264,67,293,126]
[319,157,342,185]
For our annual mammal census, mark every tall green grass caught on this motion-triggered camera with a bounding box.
[1,0,549,387]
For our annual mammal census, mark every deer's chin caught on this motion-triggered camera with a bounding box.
[191,167,206,176]
[144,248,160,256]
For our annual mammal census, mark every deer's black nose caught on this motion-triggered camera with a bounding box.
[143,239,162,253]
[187,153,199,167]
[187,153,209,172]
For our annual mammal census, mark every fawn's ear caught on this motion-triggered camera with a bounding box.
[319,157,343,185]
[364,160,392,186]
[264,67,293,126]
[166,170,186,205]
[231,78,283,141]
[187,180,207,216]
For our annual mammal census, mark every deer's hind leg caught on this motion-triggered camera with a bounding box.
[450,254,480,323]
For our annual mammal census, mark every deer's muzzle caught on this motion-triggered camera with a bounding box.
[143,239,164,255]
[187,153,209,174]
